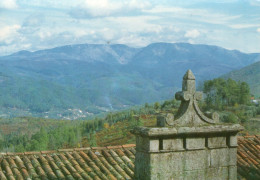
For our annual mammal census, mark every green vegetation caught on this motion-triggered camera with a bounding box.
[223,61,260,97]
[202,78,260,135]
[203,78,250,110]
[0,78,259,152]
[0,104,159,152]
[1,43,259,119]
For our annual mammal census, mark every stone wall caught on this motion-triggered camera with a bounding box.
[134,132,239,180]
[132,70,243,180]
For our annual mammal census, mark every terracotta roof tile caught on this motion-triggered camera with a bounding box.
[74,147,91,151]
[24,151,41,155]
[58,148,74,152]
[237,135,260,179]
[6,152,16,156]
[0,139,259,179]
[122,144,136,148]
[91,146,107,150]
[40,150,56,154]
[106,145,122,149]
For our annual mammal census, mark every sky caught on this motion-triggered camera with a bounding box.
[0,0,260,56]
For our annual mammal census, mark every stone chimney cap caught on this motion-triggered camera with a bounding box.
[183,69,195,80]
[162,69,220,126]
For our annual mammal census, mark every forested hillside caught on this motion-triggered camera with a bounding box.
[222,61,260,97]
[0,43,259,119]
[1,78,259,152]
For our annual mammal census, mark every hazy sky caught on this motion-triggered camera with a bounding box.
[0,0,260,55]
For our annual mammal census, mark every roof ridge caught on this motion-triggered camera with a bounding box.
[238,135,260,139]
[0,144,136,156]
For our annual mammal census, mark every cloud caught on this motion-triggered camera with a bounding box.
[0,0,18,9]
[249,0,260,6]
[229,24,260,29]
[185,29,200,38]
[19,13,45,34]
[145,6,241,26]
[70,0,151,18]
[0,25,21,42]
[0,24,25,55]
[0,0,259,55]
[18,0,74,9]
[22,13,45,27]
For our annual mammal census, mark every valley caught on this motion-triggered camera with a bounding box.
[0,43,259,119]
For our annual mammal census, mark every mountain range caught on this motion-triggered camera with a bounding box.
[0,43,259,119]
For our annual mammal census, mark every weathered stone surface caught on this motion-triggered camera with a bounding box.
[206,167,229,180]
[150,152,185,172]
[157,113,174,127]
[163,138,184,151]
[134,152,151,180]
[156,115,166,127]
[208,136,226,149]
[165,69,219,126]
[132,70,243,180]
[210,148,229,167]
[131,124,243,137]
[228,166,237,180]
[136,136,159,152]
[229,135,238,147]
[184,150,208,170]
[184,170,206,180]
[229,148,237,166]
[186,137,205,150]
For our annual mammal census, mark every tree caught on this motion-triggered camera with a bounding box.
[203,78,250,110]
[145,103,149,109]
[239,82,250,104]
[89,132,97,147]
[154,102,161,110]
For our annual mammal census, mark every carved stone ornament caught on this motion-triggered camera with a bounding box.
[166,69,219,126]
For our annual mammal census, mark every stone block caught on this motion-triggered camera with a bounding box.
[228,166,237,180]
[184,170,206,180]
[150,152,184,172]
[136,136,148,151]
[208,136,226,149]
[134,152,151,180]
[163,138,184,151]
[229,135,238,147]
[184,150,208,170]
[229,148,237,166]
[209,148,229,168]
[153,171,184,180]
[149,139,159,152]
[186,137,205,150]
[136,136,159,152]
[206,167,229,180]
[157,115,166,127]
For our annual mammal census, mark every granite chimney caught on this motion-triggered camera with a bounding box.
[132,70,243,180]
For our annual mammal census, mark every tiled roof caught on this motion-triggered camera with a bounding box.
[0,144,136,180]
[0,136,259,180]
[237,135,260,180]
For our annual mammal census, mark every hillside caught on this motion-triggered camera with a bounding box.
[223,61,260,97]
[0,43,259,119]
[1,96,259,152]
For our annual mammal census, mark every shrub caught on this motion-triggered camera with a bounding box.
[222,113,239,124]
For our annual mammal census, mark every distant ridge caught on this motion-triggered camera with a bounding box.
[0,42,259,119]
[223,61,260,97]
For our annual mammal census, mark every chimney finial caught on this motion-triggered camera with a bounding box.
[165,69,219,126]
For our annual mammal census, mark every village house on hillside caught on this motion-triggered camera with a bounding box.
[0,70,259,180]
